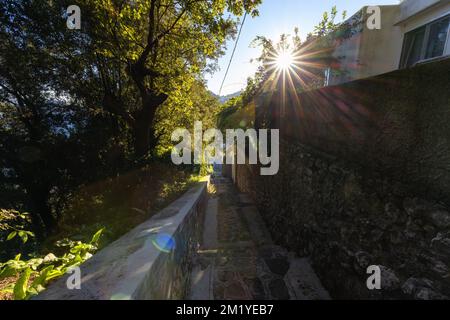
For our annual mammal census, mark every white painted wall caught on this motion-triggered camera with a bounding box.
[328,6,403,86]
[327,0,449,86]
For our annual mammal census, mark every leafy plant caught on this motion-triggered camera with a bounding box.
[0,228,104,300]
[0,210,34,244]
[6,230,35,244]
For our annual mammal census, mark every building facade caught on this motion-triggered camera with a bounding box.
[325,0,450,86]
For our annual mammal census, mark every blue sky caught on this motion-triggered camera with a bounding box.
[206,0,400,96]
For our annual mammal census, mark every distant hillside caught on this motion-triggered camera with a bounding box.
[211,90,242,104]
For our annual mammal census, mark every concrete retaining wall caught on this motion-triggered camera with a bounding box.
[35,181,208,300]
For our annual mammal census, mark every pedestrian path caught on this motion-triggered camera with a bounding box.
[189,167,330,300]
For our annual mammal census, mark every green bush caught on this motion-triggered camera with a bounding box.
[0,228,104,300]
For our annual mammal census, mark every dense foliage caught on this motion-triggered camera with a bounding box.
[0,227,103,300]
[0,0,265,299]
[0,0,261,239]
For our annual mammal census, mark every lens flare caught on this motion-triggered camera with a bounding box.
[275,50,294,71]
[151,233,176,253]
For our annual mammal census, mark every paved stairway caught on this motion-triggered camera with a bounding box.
[189,167,330,300]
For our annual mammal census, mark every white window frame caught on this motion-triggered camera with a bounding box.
[400,13,450,68]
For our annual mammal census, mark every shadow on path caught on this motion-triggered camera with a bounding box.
[189,166,330,300]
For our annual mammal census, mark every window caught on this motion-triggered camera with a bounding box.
[402,26,426,67]
[425,17,449,59]
[400,15,450,68]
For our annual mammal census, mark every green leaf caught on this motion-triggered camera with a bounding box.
[13,267,31,300]
[18,231,28,243]
[25,231,35,237]
[0,283,14,295]
[6,231,17,241]
[5,259,27,270]
[45,269,65,281]
[26,258,44,270]
[24,287,39,299]
[31,265,54,288]
[90,228,104,244]
[43,253,58,263]
[0,265,18,279]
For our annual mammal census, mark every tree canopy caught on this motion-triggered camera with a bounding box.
[0,0,261,235]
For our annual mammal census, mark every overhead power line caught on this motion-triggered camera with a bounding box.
[218,12,248,97]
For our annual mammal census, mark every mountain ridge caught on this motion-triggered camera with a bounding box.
[211,90,242,104]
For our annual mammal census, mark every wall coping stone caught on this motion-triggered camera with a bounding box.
[34,180,208,300]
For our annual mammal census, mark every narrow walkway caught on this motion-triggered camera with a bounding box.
[189,166,330,300]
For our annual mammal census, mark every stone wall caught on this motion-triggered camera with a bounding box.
[236,142,450,299]
[256,58,450,206]
[35,182,207,300]
[232,58,450,299]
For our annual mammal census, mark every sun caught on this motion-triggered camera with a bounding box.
[275,50,294,71]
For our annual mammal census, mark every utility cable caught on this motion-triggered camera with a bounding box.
[218,12,248,97]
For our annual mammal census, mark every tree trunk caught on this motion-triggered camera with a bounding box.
[127,59,168,157]
[132,92,167,158]
[133,116,154,158]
